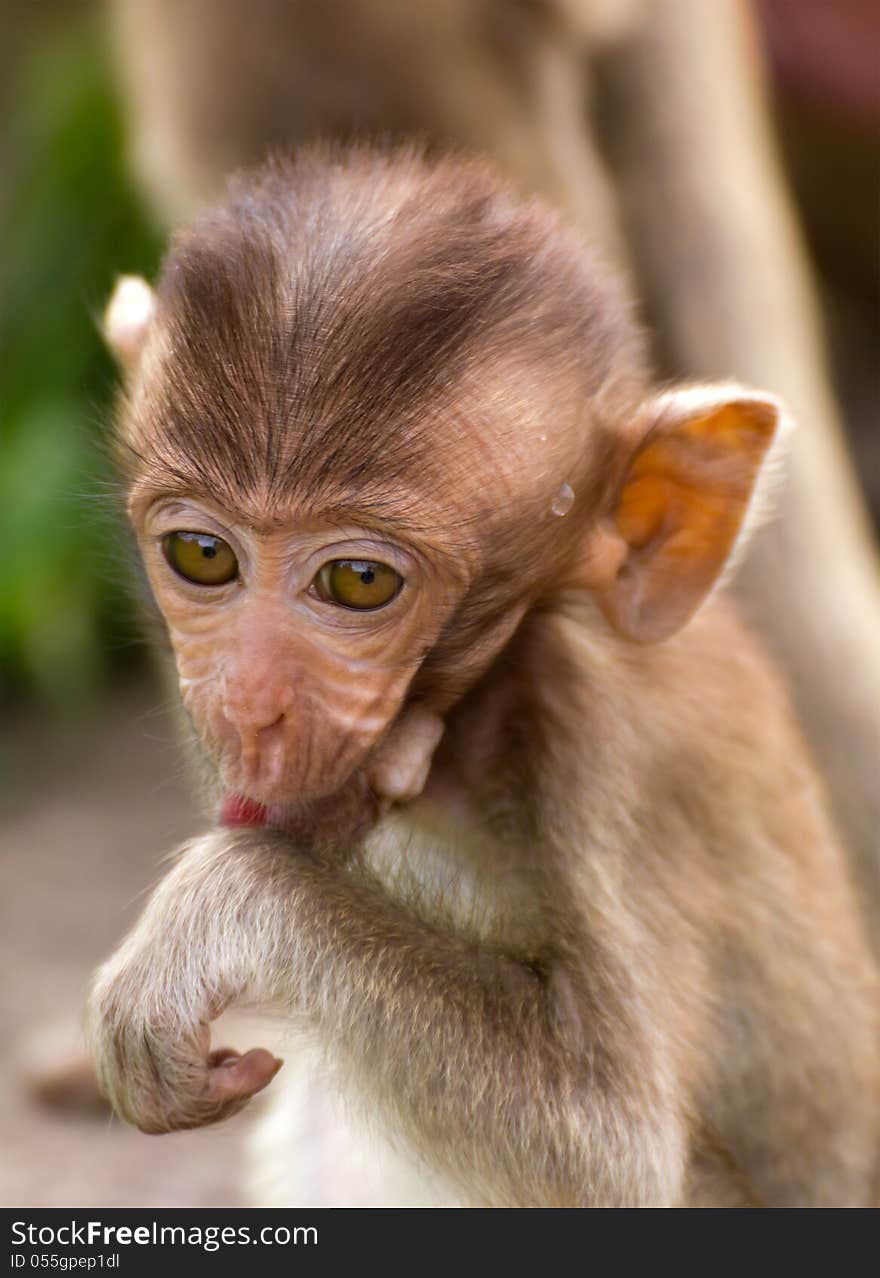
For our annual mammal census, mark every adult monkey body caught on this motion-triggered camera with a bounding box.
[109,0,880,944]
[88,148,880,1207]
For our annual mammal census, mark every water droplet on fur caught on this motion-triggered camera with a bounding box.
[551,483,574,517]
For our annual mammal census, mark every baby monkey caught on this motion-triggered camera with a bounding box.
[88,146,879,1207]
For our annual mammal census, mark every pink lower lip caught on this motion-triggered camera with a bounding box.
[220,795,269,828]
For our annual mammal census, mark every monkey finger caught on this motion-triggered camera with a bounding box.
[205,1047,283,1104]
[133,1050,282,1134]
[367,708,445,804]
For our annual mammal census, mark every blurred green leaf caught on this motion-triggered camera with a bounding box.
[0,13,162,708]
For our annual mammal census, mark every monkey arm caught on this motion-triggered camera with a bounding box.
[87,828,686,1206]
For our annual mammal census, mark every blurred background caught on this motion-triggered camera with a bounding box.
[0,0,877,1206]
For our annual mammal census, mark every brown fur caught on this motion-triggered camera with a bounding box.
[88,148,880,1207]
[124,147,637,519]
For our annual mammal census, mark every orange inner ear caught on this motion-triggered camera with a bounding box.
[603,400,777,643]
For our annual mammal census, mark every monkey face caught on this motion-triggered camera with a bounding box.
[111,146,757,823]
[131,487,473,811]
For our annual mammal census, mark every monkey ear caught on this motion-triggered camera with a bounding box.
[593,384,787,643]
[102,275,156,369]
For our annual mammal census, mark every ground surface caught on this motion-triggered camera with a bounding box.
[0,685,264,1207]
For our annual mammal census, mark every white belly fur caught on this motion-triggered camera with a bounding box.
[247,1038,462,1207]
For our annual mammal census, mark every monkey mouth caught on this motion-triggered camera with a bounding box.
[219,778,379,842]
[220,794,269,828]
[219,793,308,832]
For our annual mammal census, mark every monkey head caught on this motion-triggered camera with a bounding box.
[104,147,784,825]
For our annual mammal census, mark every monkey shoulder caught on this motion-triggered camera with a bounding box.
[507,598,860,930]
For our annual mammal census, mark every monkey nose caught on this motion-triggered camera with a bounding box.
[232,710,287,753]
[222,678,293,736]
[256,712,285,738]
[223,702,285,734]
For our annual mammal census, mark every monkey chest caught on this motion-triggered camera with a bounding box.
[248,797,539,1207]
[360,794,543,951]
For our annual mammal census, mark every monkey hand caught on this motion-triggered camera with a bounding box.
[367,707,445,804]
[85,841,283,1133]
[86,954,282,1134]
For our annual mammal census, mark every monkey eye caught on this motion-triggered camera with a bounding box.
[162,531,239,586]
[314,560,403,610]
